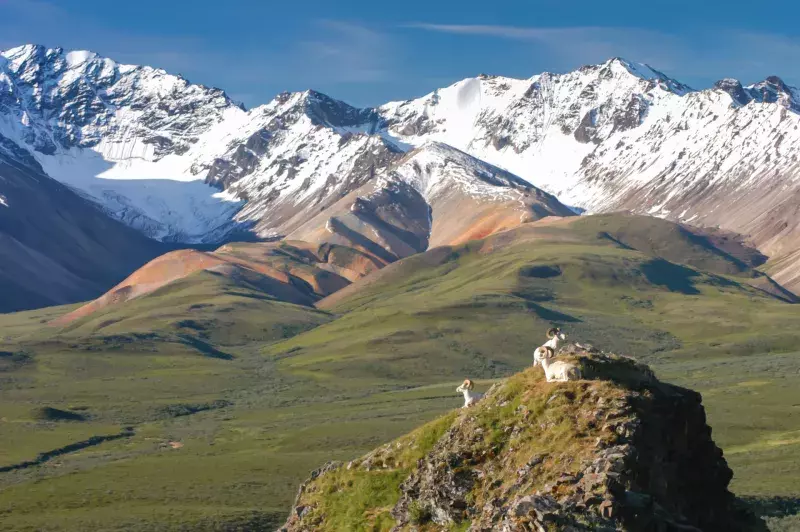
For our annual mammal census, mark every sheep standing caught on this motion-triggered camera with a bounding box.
[456,379,483,408]
[533,327,567,363]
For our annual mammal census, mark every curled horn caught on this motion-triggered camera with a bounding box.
[464,379,474,390]
[543,346,555,359]
[546,327,560,339]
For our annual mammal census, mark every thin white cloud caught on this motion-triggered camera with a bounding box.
[404,23,581,39]
[404,24,684,62]
[405,23,800,87]
[0,7,399,106]
[297,20,394,83]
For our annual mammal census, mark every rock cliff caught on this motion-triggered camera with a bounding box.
[280,345,766,531]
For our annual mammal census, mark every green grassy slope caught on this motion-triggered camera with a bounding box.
[54,269,332,346]
[569,213,763,276]
[280,217,800,498]
[0,214,798,530]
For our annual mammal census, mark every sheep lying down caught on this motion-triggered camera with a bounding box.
[533,328,582,383]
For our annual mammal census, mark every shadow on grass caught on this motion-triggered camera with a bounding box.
[598,231,636,251]
[32,406,86,422]
[0,428,135,473]
[640,259,701,295]
[177,335,235,360]
[520,264,562,279]
[155,399,232,419]
[524,301,581,323]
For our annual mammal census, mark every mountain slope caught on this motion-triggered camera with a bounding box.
[6,44,800,297]
[287,142,574,260]
[39,143,573,326]
[0,46,572,255]
[51,240,376,327]
[0,135,166,313]
[5,45,800,295]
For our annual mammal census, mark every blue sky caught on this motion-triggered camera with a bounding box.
[2,0,799,108]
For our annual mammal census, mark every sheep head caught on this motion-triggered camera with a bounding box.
[546,327,567,340]
[457,378,474,392]
[534,346,555,362]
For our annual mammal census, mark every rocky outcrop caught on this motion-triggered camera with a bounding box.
[280,345,766,531]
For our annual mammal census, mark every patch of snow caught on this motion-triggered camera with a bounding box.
[37,148,243,242]
[65,50,96,68]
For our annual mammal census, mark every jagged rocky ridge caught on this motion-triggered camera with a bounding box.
[0,45,571,251]
[280,344,766,531]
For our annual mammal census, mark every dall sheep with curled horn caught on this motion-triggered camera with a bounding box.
[532,327,582,382]
[456,379,483,408]
[533,327,567,363]
[533,345,582,382]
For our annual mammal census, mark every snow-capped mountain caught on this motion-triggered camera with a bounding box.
[287,142,574,260]
[4,44,800,290]
[0,44,573,251]
[374,59,800,289]
[377,59,693,203]
[0,44,244,242]
[377,61,800,254]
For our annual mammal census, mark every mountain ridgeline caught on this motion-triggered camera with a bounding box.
[3,44,800,313]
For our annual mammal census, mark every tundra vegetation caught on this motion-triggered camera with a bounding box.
[0,214,798,531]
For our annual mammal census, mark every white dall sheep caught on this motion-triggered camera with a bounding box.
[533,327,567,363]
[456,379,483,408]
[533,346,582,382]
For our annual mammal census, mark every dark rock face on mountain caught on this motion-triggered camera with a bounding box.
[280,345,766,531]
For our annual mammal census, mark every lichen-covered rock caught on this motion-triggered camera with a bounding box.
[280,344,767,531]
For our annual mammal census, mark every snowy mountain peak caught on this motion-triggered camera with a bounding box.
[712,75,800,111]
[387,141,535,202]
[0,43,45,69]
[299,89,381,129]
[746,76,800,111]
[0,44,251,242]
[0,44,242,159]
[594,57,692,95]
[713,78,751,106]
[754,75,791,92]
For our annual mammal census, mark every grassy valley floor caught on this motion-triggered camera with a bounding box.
[1,215,799,530]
